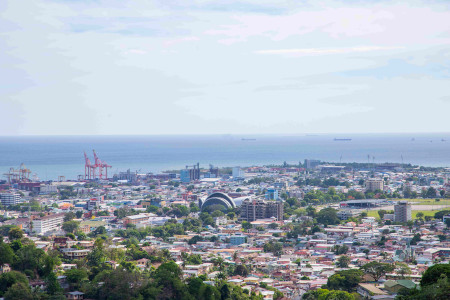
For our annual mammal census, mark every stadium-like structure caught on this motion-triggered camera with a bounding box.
[199,192,236,211]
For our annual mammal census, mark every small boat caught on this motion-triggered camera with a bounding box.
[334,138,352,141]
[442,139,446,142]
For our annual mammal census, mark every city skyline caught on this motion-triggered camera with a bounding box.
[1,0,450,136]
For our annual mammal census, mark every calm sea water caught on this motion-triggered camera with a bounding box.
[1,134,450,181]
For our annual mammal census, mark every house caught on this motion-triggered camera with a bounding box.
[357,283,388,299]
[66,291,84,299]
[60,248,91,259]
[383,280,416,294]
[135,258,150,270]
[0,264,11,274]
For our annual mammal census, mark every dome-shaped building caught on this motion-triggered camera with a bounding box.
[200,192,236,212]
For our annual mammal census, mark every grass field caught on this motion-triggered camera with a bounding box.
[366,208,445,220]
[395,198,450,205]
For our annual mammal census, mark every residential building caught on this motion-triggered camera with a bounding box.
[232,167,244,179]
[394,201,412,222]
[384,280,416,294]
[32,213,65,234]
[0,192,20,206]
[123,214,150,225]
[337,209,361,220]
[240,198,283,222]
[357,283,388,299]
[230,235,247,245]
[366,178,384,192]
[66,291,85,300]
[304,159,321,169]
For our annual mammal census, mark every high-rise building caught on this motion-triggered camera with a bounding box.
[394,201,412,223]
[265,188,279,200]
[232,167,244,179]
[0,193,20,206]
[304,159,321,169]
[180,163,200,183]
[239,198,283,222]
[366,178,384,192]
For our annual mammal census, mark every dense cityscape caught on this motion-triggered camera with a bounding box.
[1,159,449,300]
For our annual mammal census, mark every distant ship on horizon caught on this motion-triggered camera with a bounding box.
[334,138,352,141]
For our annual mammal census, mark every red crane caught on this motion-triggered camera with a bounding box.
[84,150,111,180]
[84,151,95,180]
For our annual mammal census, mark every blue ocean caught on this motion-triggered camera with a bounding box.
[1,134,450,181]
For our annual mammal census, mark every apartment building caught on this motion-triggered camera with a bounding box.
[32,213,65,234]
[123,213,150,225]
[0,193,20,206]
[240,198,283,222]
[394,201,412,222]
[365,178,384,192]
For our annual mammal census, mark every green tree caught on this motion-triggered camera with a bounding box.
[303,288,354,300]
[234,264,249,277]
[0,243,15,266]
[212,210,225,218]
[95,269,142,300]
[65,268,88,289]
[45,272,62,295]
[306,206,316,217]
[426,187,437,198]
[241,221,252,231]
[416,212,424,221]
[7,227,23,240]
[332,245,348,255]
[336,256,350,268]
[13,244,46,277]
[3,282,33,300]
[263,241,283,256]
[0,271,29,296]
[153,261,188,300]
[62,221,79,233]
[360,261,394,282]
[327,269,363,292]
[434,210,450,220]
[396,262,412,279]
[317,208,340,226]
[420,263,450,286]
[378,210,387,220]
[64,211,76,222]
[397,274,450,300]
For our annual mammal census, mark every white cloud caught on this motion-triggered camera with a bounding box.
[1,0,450,135]
[255,46,404,56]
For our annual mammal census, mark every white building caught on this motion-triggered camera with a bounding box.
[32,213,65,235]
[39,185,58,194]
[337,209,361,220]
[0,193,20,206]
[232,167,244,179]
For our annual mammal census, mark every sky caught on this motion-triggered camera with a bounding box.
[1,0,450,135]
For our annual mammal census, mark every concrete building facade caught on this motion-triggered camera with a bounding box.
[32,213,65,234]
[240,198,283,222]
[0,193,20,206]
[365,178,384,192]
[394,201,412,222]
